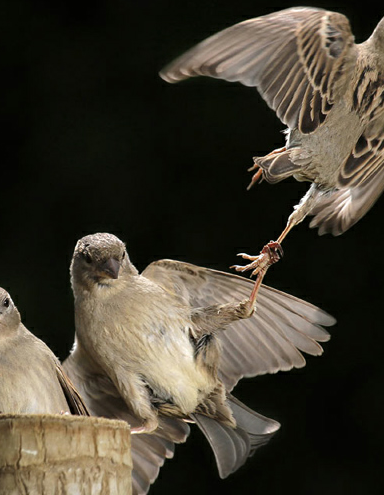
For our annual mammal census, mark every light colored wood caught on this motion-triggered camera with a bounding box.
[0,414,132,495]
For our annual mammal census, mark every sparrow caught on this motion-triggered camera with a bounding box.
[0,287,88,415]
[64,232,335,494]
[160,7,384,274]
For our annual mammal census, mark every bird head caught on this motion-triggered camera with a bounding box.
[70,233,137,291]
[0,288,21,334]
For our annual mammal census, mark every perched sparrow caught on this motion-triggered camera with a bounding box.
[0,288,87,415]
[160,7,384,274]
[64,232,334,494]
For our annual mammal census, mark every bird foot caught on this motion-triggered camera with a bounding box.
[247,147,287,190]
[231,241,283,277]
[247,164,263,190]
[131,417,158,435]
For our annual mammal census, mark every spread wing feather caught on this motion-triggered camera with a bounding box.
[160,7,355,133]
[142,259,334,391]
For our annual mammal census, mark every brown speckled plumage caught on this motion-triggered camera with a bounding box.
[64,233,335,494]
[160,7,384,239]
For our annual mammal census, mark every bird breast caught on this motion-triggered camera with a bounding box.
[75,286,218,416]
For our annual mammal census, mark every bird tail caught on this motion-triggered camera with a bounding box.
[191,394,280,479]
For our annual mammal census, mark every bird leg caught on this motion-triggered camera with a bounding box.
[232,241,283,278]
[232,185,319,276]
[247,166,263,189]
[112,369,160,435]
[223,241,282,318]
[247,242,282,309]
[191,243,281,334]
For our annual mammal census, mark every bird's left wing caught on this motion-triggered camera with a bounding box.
[160,7,356,133]
[142,260,335,391]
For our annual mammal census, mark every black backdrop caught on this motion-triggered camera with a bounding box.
[1,1,384,494]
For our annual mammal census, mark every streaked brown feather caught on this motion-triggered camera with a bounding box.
[160,7,354,133]
[160,8,384,235]
[55,364,89,416]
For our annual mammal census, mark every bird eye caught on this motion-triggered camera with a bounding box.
[83,252,92,264]
[3,298,9,308]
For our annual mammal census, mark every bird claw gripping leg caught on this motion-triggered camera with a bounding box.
[232,241,283,310]
[232,241,283,278]
[232,185,317,281]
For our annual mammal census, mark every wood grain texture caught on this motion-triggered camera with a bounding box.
[0,414,132,495]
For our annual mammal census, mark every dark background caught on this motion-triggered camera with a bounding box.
[1,1,383,493]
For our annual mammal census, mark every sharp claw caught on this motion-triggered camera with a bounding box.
[247,164,263,190]
[247,160,258,172]
[131,426,145,435]
[231,263,256,273]
[232,241,283,278]
[131,419,158,435]
[265,241,284,260]
[230,264,243,272]
[236,252,259,261]
[231,262,262,277]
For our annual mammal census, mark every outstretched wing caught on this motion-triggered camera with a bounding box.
[160,7,356,133]
[142,259,335,391]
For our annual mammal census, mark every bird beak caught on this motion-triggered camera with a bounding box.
[100,258,120,279]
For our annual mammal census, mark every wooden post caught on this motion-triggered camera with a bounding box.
[0,414,132,495]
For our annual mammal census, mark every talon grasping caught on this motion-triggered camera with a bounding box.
[231,241,283,278]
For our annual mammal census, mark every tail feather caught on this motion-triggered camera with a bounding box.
[192,394,280,478]
[228,394,280,455]
[191,413,250,478]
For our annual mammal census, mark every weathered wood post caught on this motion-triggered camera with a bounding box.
[0,414,132,495]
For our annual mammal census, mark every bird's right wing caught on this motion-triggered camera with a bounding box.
[160,7,356,133]
[142,260,335,391]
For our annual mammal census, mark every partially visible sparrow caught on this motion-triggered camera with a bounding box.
[160,7,384,273]
[0,288,87,415]
[64,232,335,494]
